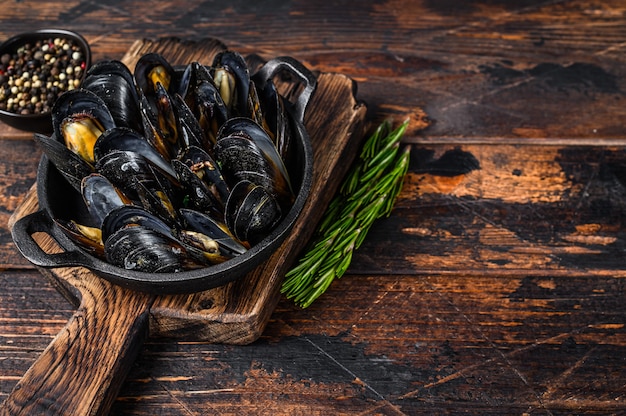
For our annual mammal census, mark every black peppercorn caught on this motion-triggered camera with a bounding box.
[0,36,86,115]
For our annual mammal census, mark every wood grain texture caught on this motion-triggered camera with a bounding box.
[0,285,152,416]
[1,0,626,415]
[1,205,155,415]
[5,0,626,142]
[353,143,626,276]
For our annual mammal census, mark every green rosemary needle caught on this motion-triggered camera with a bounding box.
[281,119,410,308]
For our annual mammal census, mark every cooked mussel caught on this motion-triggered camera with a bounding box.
[215,117,294,209]
[172,145,230,215]
[212,50,250,117]
[54,218,105,258]
[34,132,95,193]
[102,204,199,272]
[95,149,154,202]
[93,126,178,181]
[179,208,247,259]
[95,148,179,227]
[82,60,143,133]
[181,62,228,150]
[81,173,132,227]
[251,75,293,163]
[225,180,282,245]
[134,52,177,96]
[101,205,175,243]
[51,88,116,164]
[104,224,191,272]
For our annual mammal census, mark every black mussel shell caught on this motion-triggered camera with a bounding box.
[104,224,195,273]
[134,178,179,228]
[212,50,250,117]
[51,88,117,163]
[172,92,207,153]
[214,134,271,188]
[53,218,105,258]
[225,180,282,245]
[95,149,152,202]
[82,60,143,133]
[96,149,179,226]
[134,52,178,95]
[251,76,293,163]
[93,126,178,180]
[178,62,213,102]
[178,145,230,201]
[179,208,247,258]
[101,205,174,243]
[81,173,130,227]
[215,118,294,208]
[35,133,95,193]
[189,79,228,150]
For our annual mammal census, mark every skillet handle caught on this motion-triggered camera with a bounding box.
[255,56,317,124]
[11,209,98,269]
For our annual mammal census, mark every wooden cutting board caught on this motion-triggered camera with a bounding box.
[2,37,367,415]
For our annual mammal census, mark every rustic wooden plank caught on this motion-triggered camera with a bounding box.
[0,271,73,403]
[351,143,626,277]
[1,0,626,414]
[2,270,624,414]
[105,272,626,414]
[0,139,40,268]
[4,1,626,141]
[0,276,153,416]
[0,220,154,415]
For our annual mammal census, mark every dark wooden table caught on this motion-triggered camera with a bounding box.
[2,1,626,414]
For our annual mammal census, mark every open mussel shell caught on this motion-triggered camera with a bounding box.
[51,89,116,163]
[212,50,250,117]
[181,65,228,148]
[93,126,178,181]
[34,133,95,193]
[81,173,131,227]
[179,208,247,258]
[134,52,178,95]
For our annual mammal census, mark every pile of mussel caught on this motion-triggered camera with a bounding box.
[35,51,298,273]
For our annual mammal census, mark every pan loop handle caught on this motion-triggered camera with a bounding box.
[11,209,96,269]
[254,56,317,125]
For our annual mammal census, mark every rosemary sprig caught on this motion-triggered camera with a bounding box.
[281,119,410,308]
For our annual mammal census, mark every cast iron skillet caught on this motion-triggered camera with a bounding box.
[11,56,316,294]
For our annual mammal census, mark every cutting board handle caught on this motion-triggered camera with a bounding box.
[0,278,154,415]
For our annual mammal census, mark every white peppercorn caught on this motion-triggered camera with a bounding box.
[0,36,87,114]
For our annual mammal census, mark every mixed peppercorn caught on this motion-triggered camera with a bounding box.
[0,37,86,115]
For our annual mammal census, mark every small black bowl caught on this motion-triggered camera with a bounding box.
[0,29,91,134]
